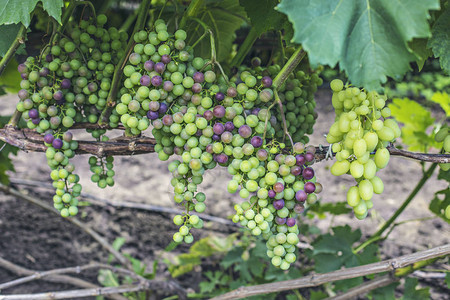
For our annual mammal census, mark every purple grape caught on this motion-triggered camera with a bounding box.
[151,75,162,87]
[63,132,73,142]
[251,136,263,148]
[162,114,173,126]
[46,54,53,62]
[302,167,315,180]
[273,182,284,193]
[262,76,272,88]
[163,81,174,91]
[154,62,165,73]
[238,125,252,138]
[28,109,39,119]
[50,116,61,126]
[147,111,159,120]
[213,123,225,135]
[52,138,63,149]
[204,110,213,121]
[39,67,49,77]
[18,89,28,100]
[251,108,261,115]
[21,73,28,80]
[216,153,228,164]
[291,166,302,176]
[225,121,234,131]
[193,72,204,83]
[295,190,307,202]
[192,83,202,93]
[305,152,315,162]
[144,60,154,71]
[212,134,220,141]
[294,203,305,214]
[215,92,225,101]
[159,103,168,114]
[53,91,63,101]
[140,75,151,86]
[227,87,237,97]
[17,63,27,73]
[31,118,40,125]
[275,217,286,225]
[213,105,226,118]
[161,54,171,64]
[286,218,296,227]
[304,182,316,194]
[268,189,276,198]
[221,131,233,143]
[149,101,160,111]
[206,144,213,153]
[296,154,306,166]
[256,149,268,161]
[44,133,54,144]
[273,199,285,210]
[56,98,66,105]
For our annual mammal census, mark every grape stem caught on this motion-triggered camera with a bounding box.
[179,0,205,29]
[229,27,259,68]
[275,90,294,148]
[98,0,152,125]
[352,162,438,254]
[272,47,306,90]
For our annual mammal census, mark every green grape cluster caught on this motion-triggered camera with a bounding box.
[327,79,401,219]
[88,155,115,188]
[16,14,126,215]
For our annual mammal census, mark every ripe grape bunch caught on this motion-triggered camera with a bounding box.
[16,14,127,216]
[327,79,401,219]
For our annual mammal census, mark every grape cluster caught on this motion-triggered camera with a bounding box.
[88,155,115,188]
[230,143,322,270]
[327,79,401,219]
[16,14,126,215]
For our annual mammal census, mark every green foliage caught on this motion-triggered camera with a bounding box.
[165,235,236,277]
[308,201,353,219]
[430,92,450,115]
[0,59,22,93]
[184,0,247,62]
[239,0,287,35]
[401,277,430,300]
[276,0,440,91]
[369,282,399,300]
[429,167,450,222]
[408,38,434,71]
[0,0,64,27]
[0,24,21,57]
[0,116,18,185]
[428,4,450,74]
[388,98,438,152]
[307,225,379,291]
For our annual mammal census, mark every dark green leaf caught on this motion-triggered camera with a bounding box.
[408,38,433,71]
[429,188,450,222]
[0,59,22,93]
[41,0,64,24]
[220,247,244,269]
[185,0,247,62]
[239,0,286,35]
[445,272,450,288]
[0,24,21,57]
[310,290,327,300]
[401,277,430,300]
[277,0,440,90]
[369,281,398,300]
[438,166,450,182]
[309,201,352,217]
[428,4,450,73]
[0,0,64,26]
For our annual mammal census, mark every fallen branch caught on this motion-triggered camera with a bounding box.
[0,184,130,269]
[1,126,449,163]
[8,177,238,227]
[0,257,127,300]
[211,244,450,300]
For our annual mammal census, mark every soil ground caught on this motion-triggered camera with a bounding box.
[0,89,449,299]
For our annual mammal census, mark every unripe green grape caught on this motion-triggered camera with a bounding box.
[358,180,373,201]
[374,148,390,169]
[331,160,350,176]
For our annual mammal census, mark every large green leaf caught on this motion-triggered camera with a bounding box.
[185,0,247,62]
[239,0,286,35]
[276,0,440,91]
[0,59,22,93]
[401,277,430,300]
[0,0,63,27]
[0,24,21,57]
[428,4,450,74]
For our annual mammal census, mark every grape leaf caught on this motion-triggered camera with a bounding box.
[185,0,247,62]
[401,277,430,300]
[0,24,21,57]
[388,98,438,152]
[428,4,450,74]
[446,272,450,288]
[408,38,433,71]
[430,92,450,115]
[239,0,286,35]
[0,59,22,93]
[276,0,440,91]
[369,282,398,300]
[429,188,450,223]
[0,0,63,27]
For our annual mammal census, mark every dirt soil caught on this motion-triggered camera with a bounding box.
[0,89,449,299]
